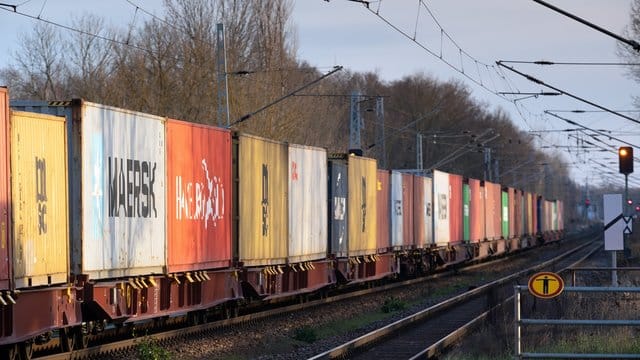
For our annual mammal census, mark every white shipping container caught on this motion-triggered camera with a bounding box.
[433,170,450,244]
[390,171,404,249]
[80,102,166,279]
[422,176,433,245]
[288,144,328,263]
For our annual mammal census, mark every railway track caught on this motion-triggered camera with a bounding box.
[308,234,602,360]
[30,232,598,360]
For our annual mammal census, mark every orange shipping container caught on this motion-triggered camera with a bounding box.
[166,119,232,273]
[0,89,10,290]
[238,134,288,266]
[469,178,485,242]
[348,156,377,256]
[11,111,68,288]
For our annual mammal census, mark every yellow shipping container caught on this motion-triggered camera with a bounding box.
[11,111,68,288]
[238,134,288,266]
[348,156,377,256]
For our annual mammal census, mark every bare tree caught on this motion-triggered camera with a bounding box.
[2,22,65,99]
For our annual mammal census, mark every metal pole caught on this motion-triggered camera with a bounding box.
[612,252,618,287]
[216,23,230,127]
[514,286,522,359]
[625,174,629,259]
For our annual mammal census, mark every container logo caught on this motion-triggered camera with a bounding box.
[175,159,225,228]
[261,164,269,237]
[394,200,402,216]
[108,157,157,218]
[291,161,299,181]
[438,193,447,220]
[361,176,366,233]
[35,157,47,234]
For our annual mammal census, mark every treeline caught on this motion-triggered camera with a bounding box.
[0,0,578,217]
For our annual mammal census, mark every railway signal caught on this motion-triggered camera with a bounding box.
[618,146,633,175]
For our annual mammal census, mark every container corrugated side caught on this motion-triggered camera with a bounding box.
[463,182,470,242]
[11,111,68,288]
[501,189,509,239]
[0,89,10,290]
[376,170,390,252]
[513,189,523,238]
[433,170,450,244]
[401,173,414,247]
[79,101,166,279]
[484,181,501,241]
[414,175,433,247]
[288,144,328,263]
[390,171,403,249]
[449,174,462,244]
[469,178,484,243]
[414,175,427,247]
[238,134,287,266]
[328,161,348,257]
[525,192,534,235]
[347,156,377,256]
[166,119,232,273]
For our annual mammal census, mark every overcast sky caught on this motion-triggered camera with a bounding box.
[0,0,637,187]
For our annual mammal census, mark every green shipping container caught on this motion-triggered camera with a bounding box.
[501,190,509,239]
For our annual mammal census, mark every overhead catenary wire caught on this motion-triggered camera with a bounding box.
[497,61,640,127]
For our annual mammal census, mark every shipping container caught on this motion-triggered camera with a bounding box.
[433,170,450,244]
[463,182,470,242]
[165,119,232,273]
[414,174,432,248]
[348,156,377,256]
[328,160,348,257]
[78,101,166,279]
[288,144,328,263]
[376,170,390,252]
[484,181,501,241]
[501,189,509,239]
[449,174,463,244]
[525,192,534,235]
[508,188,516,239]
[390,171,414,249]
[238,134,288,266]
[11,111,69,288]
[513,189,523,238]
[468,178,485,242]
[0,88,10,291]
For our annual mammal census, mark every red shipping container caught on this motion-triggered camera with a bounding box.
[0,88,10,290]
[469,178,485,242]
[166,119,232,273]
[484,181,502,240]
[449,174,463,244]
[413,175,426,248]
[513,189,523,238]
[376,170,390,252]
[402,173,414,248]
[508,187,516,239]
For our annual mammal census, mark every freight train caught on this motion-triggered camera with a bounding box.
[0,87,564,359]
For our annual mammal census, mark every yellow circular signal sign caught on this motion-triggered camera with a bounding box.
[528,272,564,299]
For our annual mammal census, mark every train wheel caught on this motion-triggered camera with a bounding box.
[75,327,89,349]
[19,341,33,360]
[60,327,75,352]
[2,344,18,360]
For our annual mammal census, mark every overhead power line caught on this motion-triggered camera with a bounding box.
[500,60,640,66]
[532,0,640,52]
[497,61,640,127]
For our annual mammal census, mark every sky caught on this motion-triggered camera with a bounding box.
[0,0,637,188]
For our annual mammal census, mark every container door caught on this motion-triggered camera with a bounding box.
[328,161,348,257]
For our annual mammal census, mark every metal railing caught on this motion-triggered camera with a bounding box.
[515,285,640,359]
